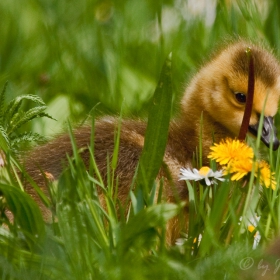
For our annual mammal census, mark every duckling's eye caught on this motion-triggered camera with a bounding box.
[234,92,246,104]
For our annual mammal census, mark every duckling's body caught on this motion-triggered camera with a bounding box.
[22,40,280,243]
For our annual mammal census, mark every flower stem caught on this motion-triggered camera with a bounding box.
[238,48,255,141]
[226,48,255,244]
[225,188,247,245]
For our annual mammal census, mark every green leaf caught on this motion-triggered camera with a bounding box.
[136,53,173,196]
[10,131,46,149]
[199,181,232,256]
[3,100,23,129]
[0,125,10,152]
[4,95,46,129]
[8,107,55,134]
[11,94,45,106]
[0,184,45,243]
[0,81,8,122]
[121,202,183,247]
[111,113,122,171]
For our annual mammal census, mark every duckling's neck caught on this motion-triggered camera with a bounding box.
[169,109,235,168]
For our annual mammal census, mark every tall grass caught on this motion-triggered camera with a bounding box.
[1,0,280,279]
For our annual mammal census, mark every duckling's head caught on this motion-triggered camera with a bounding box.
[182,40,280,150]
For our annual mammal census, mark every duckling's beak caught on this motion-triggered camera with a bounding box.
[248,116,280,150]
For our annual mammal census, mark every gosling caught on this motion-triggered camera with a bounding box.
[21,40,280,243]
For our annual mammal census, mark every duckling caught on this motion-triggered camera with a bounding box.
[21,40,280,243]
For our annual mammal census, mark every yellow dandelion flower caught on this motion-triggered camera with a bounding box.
[208,138,254,165]
[208,138,276,190]
[229,159,253,181]
[255,160,276,190]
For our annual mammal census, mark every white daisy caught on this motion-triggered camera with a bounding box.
[179,166,225,186]
[247,215,261,249]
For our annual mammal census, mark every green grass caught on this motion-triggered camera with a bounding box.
[1,0,280,279]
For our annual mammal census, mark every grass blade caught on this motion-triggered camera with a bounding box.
[136,53,173,198]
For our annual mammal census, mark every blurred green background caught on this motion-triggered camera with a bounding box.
[1,2,280,279]
[0,0,279,136]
